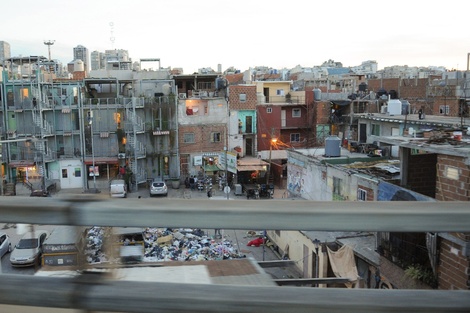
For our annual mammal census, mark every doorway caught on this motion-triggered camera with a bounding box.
[245,138,253,156]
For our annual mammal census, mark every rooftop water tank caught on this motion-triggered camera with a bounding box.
[387,99,402,115]
[313,88,322,101]
[73,59,84,72]
[325,136,341,157]
[358,82,367,92]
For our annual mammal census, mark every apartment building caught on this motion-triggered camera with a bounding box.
[0,55,178,193]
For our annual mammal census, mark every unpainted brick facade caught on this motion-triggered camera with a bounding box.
[435,154,470,290]
[228,85,257,110]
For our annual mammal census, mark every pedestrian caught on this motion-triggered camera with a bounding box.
[418,107,424,120]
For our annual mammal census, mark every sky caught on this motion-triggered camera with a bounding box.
[2,0,468,74]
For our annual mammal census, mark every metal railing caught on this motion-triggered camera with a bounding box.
[0,198,469,312]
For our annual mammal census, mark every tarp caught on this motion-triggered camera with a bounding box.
[327,245,359,288]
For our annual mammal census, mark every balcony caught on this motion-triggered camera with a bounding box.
[262,95,305,104]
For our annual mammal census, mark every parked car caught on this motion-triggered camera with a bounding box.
[149,180,168,197]
[10,230,49,267]
[0,232,12,258]
[110,179,127,198]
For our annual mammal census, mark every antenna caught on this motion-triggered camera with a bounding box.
[43,40,55,61]
[109,22,115,49]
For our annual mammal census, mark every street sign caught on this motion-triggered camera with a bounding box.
[224,186,231,194]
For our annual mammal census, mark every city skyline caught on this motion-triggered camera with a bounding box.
[2,0,468,74]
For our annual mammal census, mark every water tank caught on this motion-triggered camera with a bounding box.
[162,83,172,96]
[215,77,227,90]
[313,88,322,101]
[387,99,402,115]
[376,88,387,99]
[73,59,84,72]
[325,136,341,157]
[358,82,367,92]
[389,90,398,99]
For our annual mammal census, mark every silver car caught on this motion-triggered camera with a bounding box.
[10,230,49,267]
[0,232,12,258]
[149,181,168,197]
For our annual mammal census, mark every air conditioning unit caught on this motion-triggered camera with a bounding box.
[118,153,126,159]
[178,93,187,99]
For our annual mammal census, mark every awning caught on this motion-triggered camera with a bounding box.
[9,161,35,168]
[204,164,222,172]
[84,157,118,165]
[237,165,267,172]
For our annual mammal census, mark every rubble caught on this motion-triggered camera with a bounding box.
[85,226,245,264]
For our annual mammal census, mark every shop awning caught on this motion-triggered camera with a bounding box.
[237,165,267,172]
[8,160,35,168]
[84,157,118,165]
[236,157,269,172]
[204,164,222,172]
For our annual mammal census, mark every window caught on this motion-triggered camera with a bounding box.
[267,107,272,113]
[357,188,367,201]
[239,93,246,102]
[290,133,300,142]
[211,132,221,143]
[292,108,301,117]
[371,124,380,136]
[439,105,449,115]
[183,133,195,143]
[276,89,285,96]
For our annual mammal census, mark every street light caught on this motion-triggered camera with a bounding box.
[266,137,277,186]
[313,238,321,286]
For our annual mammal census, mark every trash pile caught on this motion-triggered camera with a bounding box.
[85,226,245,264]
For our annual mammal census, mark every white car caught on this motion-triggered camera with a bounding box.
[149,181,168,197]
[110,179,127,198]
[0,232,12,258]
[10,230,49,267]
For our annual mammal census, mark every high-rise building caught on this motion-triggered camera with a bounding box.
[0,41,11,63]
[73,45,89,72]
[90,50,105,70]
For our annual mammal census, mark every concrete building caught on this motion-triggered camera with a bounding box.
[73,44,89,72]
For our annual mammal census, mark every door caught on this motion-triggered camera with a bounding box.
[245,116,253,134]
[245,138,253,156]
[60,165,83,189]
[281,110,286,127]
[359,123,367,143]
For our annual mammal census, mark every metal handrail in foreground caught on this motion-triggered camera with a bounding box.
[0,196,469,312]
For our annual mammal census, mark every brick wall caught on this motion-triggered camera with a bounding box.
[228,85,257,110]
[435,154,470,290]
[436,155,470,201]
[438,238,470,290]
[178,124,225,154]
[357,184,374,201]
[407,153,437,197]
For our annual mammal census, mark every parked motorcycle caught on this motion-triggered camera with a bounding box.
[259,184,274,199]
[246,185,260,199]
